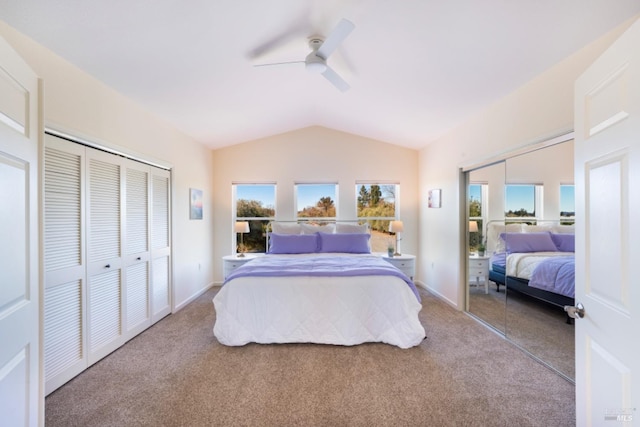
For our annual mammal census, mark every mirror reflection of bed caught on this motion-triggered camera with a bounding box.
[466,137,575,381]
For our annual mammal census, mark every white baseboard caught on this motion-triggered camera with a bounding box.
[414,280,428,290]
[173,282,215,312]
[414,280,459,310]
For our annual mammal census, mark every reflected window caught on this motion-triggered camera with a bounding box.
[560,185,575,224]
[234,183,276,253]
[505,184,541,220]
[469,183,486,251]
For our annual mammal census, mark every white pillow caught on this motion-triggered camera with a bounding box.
[300,223,335,234]
[523,224,553,233]
[487,222,522,254]
[335,223,369,234]
[271,222,302,234]
[552,224,575,234]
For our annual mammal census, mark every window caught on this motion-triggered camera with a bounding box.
[469,183,486,251]
[296,183,337,219]
[356,183,398,252]
[234,183,276,253]
[505,184,542,221]
[560,184,575,224]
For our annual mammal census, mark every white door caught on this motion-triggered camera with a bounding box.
[124,159,151,336]
[574,18,640,425]
[43,134,87,395]
[85,147,125,365]
[150,170,171,322]
[0,37,42,425]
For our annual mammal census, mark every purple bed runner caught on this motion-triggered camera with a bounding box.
[529,256,575,298]
[224,255,421,302]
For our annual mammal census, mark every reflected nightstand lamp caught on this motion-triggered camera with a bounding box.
[388,220,404,256]
[234,221,250,257]
[469,221,485,255]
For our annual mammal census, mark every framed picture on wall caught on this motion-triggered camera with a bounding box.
[190,188,203,219]
[428,189,441,208]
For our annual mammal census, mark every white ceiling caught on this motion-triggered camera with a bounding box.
[1,1,639,150]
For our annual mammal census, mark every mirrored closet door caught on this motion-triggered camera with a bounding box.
[466,138,575,381]
[466,161,506,335]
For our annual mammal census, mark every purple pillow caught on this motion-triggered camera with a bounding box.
[268,233,318,254]
[318,232,371,254]
[501,232,557,253]
[550,233,575,252]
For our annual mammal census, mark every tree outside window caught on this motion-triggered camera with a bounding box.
[357,183,398,252]
[296,183,337,219]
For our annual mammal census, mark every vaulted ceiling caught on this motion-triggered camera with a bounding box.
[1,1,638,149]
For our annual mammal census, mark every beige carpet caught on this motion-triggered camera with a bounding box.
[45,287,575,426]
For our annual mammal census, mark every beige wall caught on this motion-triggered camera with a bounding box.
[419,16,638,308]
[0,20,216,310]
[212,126,419,284]
[4,12,636,312]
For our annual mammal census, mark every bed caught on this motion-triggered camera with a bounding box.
[213,221,426,349]
[486,221,575,319]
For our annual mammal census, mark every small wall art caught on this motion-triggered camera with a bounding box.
[428,189,441,208]
[190,188,203,219]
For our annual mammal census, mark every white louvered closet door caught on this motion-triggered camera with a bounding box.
[124,159,151,336]
[86,147,125,365]
[43,135,86,394]
[43,133,172,393]
[151,169,171,322]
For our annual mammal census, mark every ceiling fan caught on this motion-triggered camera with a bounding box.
[253,18,355,92]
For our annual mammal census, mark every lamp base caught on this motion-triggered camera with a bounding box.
[237,253,245,258]
[393,252,401,256]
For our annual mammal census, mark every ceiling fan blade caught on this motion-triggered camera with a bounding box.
[247,22,308,60]
[316,18,355,59]
[321,66,350,92]
[253,60,305,68]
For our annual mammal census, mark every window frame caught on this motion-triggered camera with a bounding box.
[469,182,487,250]
[232,182,276,253]
[355,182,399,221]
[356,182,400,252]
[295,182,338,220]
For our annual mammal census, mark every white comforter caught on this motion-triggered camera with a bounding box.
[213,255,425,349]
[506,251,572,280]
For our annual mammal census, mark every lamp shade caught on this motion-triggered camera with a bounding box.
[389,220,404,233]
[469,221,479,233]
[234,221,250,233]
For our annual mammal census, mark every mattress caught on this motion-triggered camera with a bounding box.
[505,252,575,298]
[213,254,426,348]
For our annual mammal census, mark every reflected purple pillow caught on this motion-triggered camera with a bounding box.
[550,233,575,252]
[501,232,557,253]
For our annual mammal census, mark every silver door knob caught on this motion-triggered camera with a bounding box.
[564,302,585,319]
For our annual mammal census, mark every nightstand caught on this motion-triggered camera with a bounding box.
[222,253,264,280]
[468,255,490,294]
[379,253,416,280]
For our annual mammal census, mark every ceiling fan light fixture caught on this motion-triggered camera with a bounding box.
[306,61,327,74]
[305,52,327,74]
